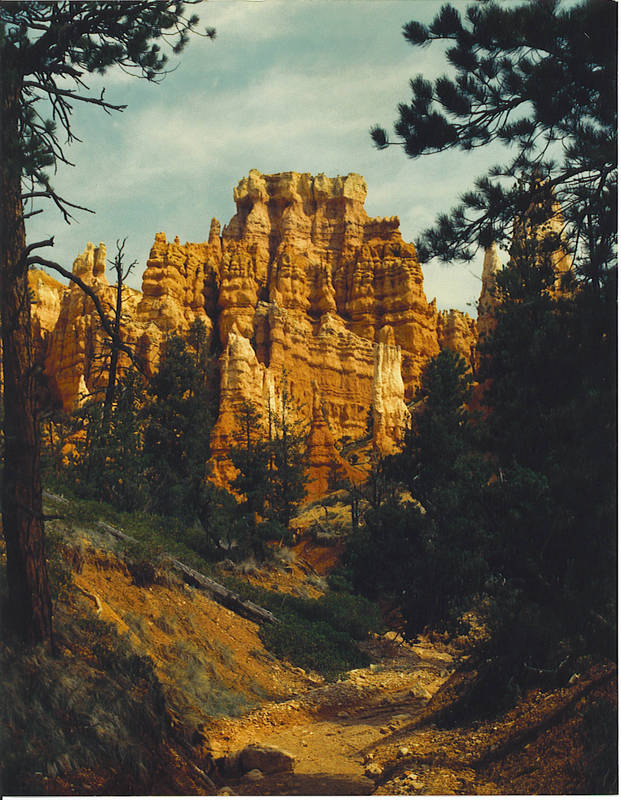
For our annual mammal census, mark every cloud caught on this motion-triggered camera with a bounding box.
[27,0,496,313]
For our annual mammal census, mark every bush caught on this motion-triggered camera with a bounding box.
[221,578,382,678]
[260,616,369,677]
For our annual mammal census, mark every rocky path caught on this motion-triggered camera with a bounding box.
[205,635,454,795]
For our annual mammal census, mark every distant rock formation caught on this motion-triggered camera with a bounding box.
[30,171,482,495]
[477,179,574,351]
[44,242,143,408]
[437,309,477,367]
[477,242,503,344]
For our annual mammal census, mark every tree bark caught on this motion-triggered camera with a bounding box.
[103,263,123,416]
[0,73,54,651]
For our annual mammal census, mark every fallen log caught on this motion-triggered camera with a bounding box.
[167,556,279,626]
[96,520,278,626]
[42,490,69,505]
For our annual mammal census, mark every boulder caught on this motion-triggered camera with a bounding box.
[364,762,383,778]
[238,743,295,775]
[243,769,264,782]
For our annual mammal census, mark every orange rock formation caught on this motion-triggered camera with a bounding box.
[31,171,481,496]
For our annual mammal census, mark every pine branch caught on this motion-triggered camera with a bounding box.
[21,188,94,223]
[22,81,127,114]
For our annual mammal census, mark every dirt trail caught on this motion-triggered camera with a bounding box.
[206,635,454,795]
[44,510,614,796]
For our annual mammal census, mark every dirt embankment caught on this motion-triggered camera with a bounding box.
[31,511,617,796]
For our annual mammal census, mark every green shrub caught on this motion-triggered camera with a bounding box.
[260,615,370,678]
[221,578,382,678]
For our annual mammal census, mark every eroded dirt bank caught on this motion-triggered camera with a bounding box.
[16,503,615,796]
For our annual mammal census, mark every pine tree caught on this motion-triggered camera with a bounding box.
[371,0,616,278]
[143,321,215,523]
[348,350,489,637]
[69,368,148,511]
[370,0,617,667]
[230,385,308,560]
[480,257,617,657]
[266,384,308,532]
[102,240,138,427]
[230,400,272,559]
[0,3,214,649]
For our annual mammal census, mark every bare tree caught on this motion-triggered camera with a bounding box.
[103,239,138,420]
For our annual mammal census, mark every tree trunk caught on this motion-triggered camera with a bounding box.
[0,75,54,651]
[103,267,123,417]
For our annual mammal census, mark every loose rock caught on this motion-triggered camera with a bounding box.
[238,743,295,775]
[364,762,383,778]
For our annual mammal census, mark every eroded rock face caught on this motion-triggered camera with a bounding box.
[437,309,477,369]
[29,269,67,364]
[208,171,443,488]
[36,172,479,495]
[44,243,143,410]
[477,243,503,345]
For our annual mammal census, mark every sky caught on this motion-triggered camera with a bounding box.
[27,0,512,314]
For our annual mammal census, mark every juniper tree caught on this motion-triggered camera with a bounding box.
[0,2,214,649]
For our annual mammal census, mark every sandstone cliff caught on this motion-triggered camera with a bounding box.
[43,243,143,409]
[33,171,481,496]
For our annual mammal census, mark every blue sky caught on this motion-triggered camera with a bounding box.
[27,0,511,314]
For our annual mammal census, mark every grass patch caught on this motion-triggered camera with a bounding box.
[0,598,169,795]
[153,613,177,636]
[44,483,217,577]
[159,640,250,725]
[221,578,383,679]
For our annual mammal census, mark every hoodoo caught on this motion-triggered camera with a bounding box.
[29,171,479,491]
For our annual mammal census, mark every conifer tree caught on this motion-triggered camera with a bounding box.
[231,385,308,560]
[102,240,138,426]
[69,368,148,511]
[266,383,307,532]
[143,321,215,522]
[348,350,489,636]
[371,0,617,277]
[0,2,214,647]
[370,0,617,664]
[230,400,272,558]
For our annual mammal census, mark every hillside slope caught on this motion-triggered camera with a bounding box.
[1,491,616,795]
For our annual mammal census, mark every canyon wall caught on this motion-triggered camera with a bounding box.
[31,171,480,495]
